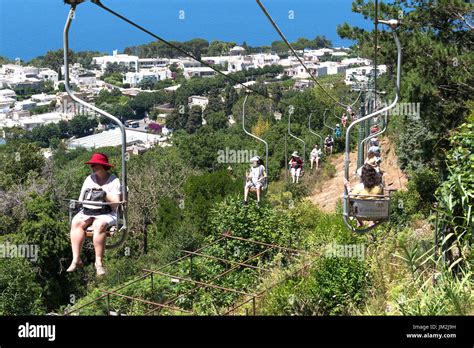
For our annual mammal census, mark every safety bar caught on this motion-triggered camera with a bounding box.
[68,200,127,206]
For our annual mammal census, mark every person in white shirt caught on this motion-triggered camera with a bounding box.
[244,156,267,204]
[66,153,122,276]
[310,145,322,170]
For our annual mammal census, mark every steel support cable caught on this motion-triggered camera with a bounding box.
[256,0,362,108]
[91,0,293,108]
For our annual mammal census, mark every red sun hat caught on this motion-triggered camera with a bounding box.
[85,153,114,168]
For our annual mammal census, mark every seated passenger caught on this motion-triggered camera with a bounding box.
[345,164,384,227]
[67,153,121,276]
[341,113,348,128]
[324,135,334,155]
[289,151,304,184]
[335,124,342,138]
[310,145,322,170]
[244,156,267,204]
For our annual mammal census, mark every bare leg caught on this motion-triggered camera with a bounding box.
[92,218,108,268]
[70,218,91,260]
[256,187,261,202]
[244,185,250,201]
[67,216,92,272]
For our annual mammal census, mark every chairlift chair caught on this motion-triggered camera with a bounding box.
[64,2,128,249]
[343,18,402,234]
[288,107,305,178]
[242,93,269,192]
[308,112,324,170]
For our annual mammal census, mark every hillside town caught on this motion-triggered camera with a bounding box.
[0,45,384,155]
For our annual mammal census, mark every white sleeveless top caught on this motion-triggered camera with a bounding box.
[249,165,265,181]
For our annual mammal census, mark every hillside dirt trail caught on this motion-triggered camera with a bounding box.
[307,137,408,213]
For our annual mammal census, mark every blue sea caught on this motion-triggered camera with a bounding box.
[0,0,370,61]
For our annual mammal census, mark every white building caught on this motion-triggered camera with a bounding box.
[13,112,65,131]
[0,64,42,89]
[14,100,37,111]
[0,96,15,114]
[281,59,327,79]
[250,53,280,69]
[31,93,56,104]
[138,57,169,69]
[93,50,139,73]
[123,67,172,87]
[294,79,315,91]
[0,89,17,100]
[318,61,348,75]
[68,128,167,149]
[178,60,202,69]
[341,57,371,67]
[183,67,217,79]
[188,96,209,110]
[229,46,247,56]
[38,68,59,83]
[345,64,387,86]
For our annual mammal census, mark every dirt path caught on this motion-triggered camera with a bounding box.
[308,137,408,213]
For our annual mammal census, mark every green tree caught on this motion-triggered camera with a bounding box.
[68,115,98,137]
[0,257,43,315]
[0,143,45,188]
[15,193,75,310]
[206,111,228,131]
[186,105,203,134]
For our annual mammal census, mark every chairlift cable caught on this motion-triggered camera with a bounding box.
[91,0,292,108]
[256,0,362,109]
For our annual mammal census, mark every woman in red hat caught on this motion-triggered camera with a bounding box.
[66,153,121,276]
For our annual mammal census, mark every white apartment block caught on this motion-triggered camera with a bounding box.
[124,68,172,87]
[93,50,139,73]
[138,57,170,69]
